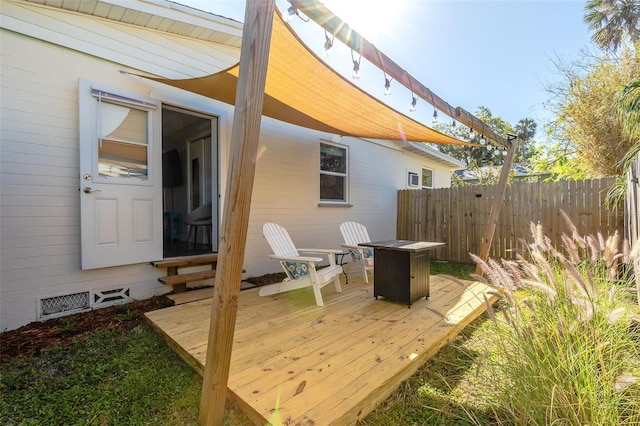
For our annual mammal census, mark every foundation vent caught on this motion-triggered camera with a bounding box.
[93,287,131,307]
[38,291,90,320]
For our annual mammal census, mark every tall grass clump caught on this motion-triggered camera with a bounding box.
[472,214,640,425]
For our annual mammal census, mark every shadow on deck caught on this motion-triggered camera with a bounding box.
[145,274,497,425]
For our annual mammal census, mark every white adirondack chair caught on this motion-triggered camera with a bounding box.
[260,223,343,306]
[340,221,374,283]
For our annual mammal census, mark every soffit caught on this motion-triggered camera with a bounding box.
[23,0,243,48]
[398,142,466,169]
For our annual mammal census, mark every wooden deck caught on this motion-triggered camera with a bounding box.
[145,275,497,425]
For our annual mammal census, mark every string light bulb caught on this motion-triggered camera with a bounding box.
[283,6,297,22]
[384,78,392,96]
[502,148,508,156]
[351,51,361,80]
[480,135,486,145]
[352,61,360,79]
[432,108,438,125]
[322,31,334,58]
[410,95,417,112]
[282,5,309,22]
[469,128,475,140]
[486,143,492,152]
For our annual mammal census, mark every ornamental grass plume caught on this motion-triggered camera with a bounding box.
[471,216,640,425]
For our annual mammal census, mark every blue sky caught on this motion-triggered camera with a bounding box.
[178,0,595,132]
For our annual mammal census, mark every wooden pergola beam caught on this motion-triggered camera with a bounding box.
[198,1,276,424]
[289,0,511,148]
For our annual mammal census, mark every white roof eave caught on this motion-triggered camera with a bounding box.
[23,0,243,48]
[399,141,465,169]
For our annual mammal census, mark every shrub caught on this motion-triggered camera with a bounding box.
[472,214,640,425]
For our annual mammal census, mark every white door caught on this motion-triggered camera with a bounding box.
[79,80,163,270]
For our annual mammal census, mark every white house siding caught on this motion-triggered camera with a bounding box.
[243,119,456,278]
[0,30,164,331]
[0,4,240,330]
[0,1,458,330]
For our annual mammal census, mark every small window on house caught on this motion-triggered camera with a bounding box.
[98,103,149,179]
[90,88,156,182]
[422,168,433,188]
[320,142,348,202]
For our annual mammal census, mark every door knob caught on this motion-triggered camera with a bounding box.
[83,187,101,194]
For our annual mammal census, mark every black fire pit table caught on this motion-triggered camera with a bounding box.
[359,240,445,307]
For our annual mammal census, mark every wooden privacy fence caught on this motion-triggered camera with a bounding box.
[626,154,640,247]
[397,178,624,264]
[625,154,640,306]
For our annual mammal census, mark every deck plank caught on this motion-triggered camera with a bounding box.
[145,274,497,425]
[243,280,487,424]
[232,282,465,395]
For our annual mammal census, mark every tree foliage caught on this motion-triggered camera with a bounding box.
[607,67,640,206]
[528,139,590,182]
[618,75,640,143]
[544,48,639,178]
[432,107,540,186]
[514,117,539,163]
[433,106,509,167]
[535,3,639,180]
[584,0,640,53]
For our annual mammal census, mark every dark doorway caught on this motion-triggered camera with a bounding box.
[162,106,218,257]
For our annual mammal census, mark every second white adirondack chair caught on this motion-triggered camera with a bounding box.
[340,221,374,283]
[260,223,343,307]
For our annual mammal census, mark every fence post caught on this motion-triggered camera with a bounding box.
[627,154,640,306]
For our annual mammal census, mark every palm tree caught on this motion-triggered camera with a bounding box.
[584,0,640,52]
[515,118,537,141]
[514,118,538,163]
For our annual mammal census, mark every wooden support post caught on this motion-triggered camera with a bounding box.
[475,137,518,275]
[198,1,276,424]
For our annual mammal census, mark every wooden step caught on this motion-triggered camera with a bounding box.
[168,287,215,305]
[152,253,218,269]
[158,270,216,286]
[153,254,218,293]
[167,281,258,305]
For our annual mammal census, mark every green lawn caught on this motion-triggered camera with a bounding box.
[0,324,252,425]
[0,261,479,425]
[3,257,638,425]
[0,310,496,426]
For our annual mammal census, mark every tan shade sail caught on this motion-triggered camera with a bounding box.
[149,10,469,146]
